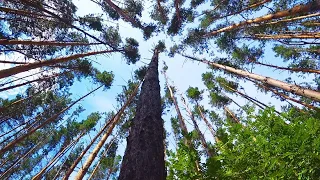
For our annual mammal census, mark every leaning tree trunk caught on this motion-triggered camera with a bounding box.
[163,71,188,135]
[118,49,165,180]
[32,133,84,180]
[185,55,320,102]
[74,83,140,180]
[252,60,320,74]
[0,39,102,46]
[205,1,320,37]
[104,0,144,29]
[0,49,118,79]
[87,136,117,180]
[181,96,212,157]
[0,85,103,154]
[196,105,220,142]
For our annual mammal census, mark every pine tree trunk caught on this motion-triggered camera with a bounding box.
[264,12,320,26]
[0,142,41,179]
[0,39,102,46]
[205,1,320,37]
[0,60,27,65]
[62,122,111,179]
[253,81,319,110]
[224,106,240,124]
[118,49,165,180]
[252,33,320,39]
[32,133,84,180]
[186,56,320,102]
[252,61,320,74]
[181,96,212,157]
[156,0,167,23]
[103,0,143,29]
[0,6,52,18]
[163,72,188,135]
[0,50,118,79]
[207,0,271,20]
[197,105,219,142]
[0,85,103,154]
[0,72,64,92]
[75,83,140,180]
[87,136,117,180]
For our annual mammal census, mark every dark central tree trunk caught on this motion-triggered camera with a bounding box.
[118,49,165,180]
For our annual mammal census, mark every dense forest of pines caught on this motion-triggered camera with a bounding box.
[0,0,319,179]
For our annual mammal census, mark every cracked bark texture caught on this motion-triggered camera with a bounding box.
[119,49,165,180]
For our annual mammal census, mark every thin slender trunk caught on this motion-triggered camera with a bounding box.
[252,80,319,110]
[0,94,36,114]
[162,71,201,171]
[205,1,320,37]
[163,71,188,135]
[0,49,118,79]
[174,0,182,24]
[0,85,103,154]
[0,60,27,65]
[0,142,41,179]
[219,80,267,110]
[119,48,165,180]
[0,6,52,18]
[103,0,143,29]
[0,72,64,92]
[0,111,45,139]
[224,106,240,124]
[203,0,270,19]
[0,39,102,46]
[74,83,140,180]
[0,70,47,87]
[185,55,320,102]
[252,33,320,39]
[196,104,219,142]
[156,0,167,23]
[106,168,112,180]
[253,60,320,74]
[32,133,84,180]
[263,12,320,26]
[62,122,111,179]
[181,96,212,157]
[87,136,117,180]
[52,143,78,180]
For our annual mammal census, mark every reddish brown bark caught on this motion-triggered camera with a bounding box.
[252,33,320,39]
[185,55,320,102]
[87,136,117,180]
[0,49,118,79]
[103,0,144,29]
[205,1,320,37]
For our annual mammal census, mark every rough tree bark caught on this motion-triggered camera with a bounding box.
[118,48,165,180]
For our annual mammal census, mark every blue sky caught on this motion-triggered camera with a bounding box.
[0,0,317,178]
